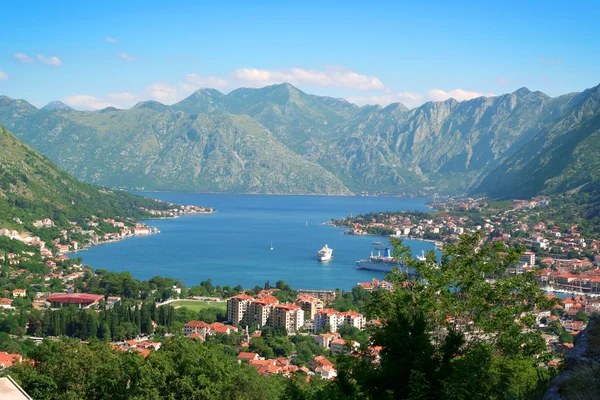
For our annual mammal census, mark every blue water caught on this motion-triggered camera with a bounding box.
[74,193,435,290]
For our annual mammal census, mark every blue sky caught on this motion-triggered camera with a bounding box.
[0,0,598,109]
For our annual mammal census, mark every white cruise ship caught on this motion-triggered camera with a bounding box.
[355,248,401,272]
[356,248,419,275]
[318,244,333,261]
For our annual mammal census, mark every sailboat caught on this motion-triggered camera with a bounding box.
[306,220,308,227]
[270,241,274,251]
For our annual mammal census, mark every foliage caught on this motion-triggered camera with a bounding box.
[334,232,556,399]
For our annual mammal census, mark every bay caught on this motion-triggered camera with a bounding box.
[74,193,435,291]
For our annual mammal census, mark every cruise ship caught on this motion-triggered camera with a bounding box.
[356,248,418,275]
[318,244,333,261]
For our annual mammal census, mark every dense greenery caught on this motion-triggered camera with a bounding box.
[0,125,173,229]
[334,233,558,399]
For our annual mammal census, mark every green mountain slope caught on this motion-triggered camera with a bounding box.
[476,85,600,198]
[0,125,170,229]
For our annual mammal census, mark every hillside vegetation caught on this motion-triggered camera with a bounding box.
[0,125,171,229]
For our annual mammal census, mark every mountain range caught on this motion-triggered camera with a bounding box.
[1,82,599,197]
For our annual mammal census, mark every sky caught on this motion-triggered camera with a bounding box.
[0,0,599,110]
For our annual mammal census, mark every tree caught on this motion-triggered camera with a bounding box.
[335,232,556,400]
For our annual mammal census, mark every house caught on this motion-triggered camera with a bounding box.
[311,356,337,380]
[0,352,22,369]
[330,338,360,355]
[106,296,121,309]
[314,332,340,348]
[12,289,26,298]
[237,352,260,362]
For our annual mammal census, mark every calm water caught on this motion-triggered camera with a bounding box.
[74,193,435,290]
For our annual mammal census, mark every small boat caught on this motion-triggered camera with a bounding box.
[306,220,308,227]
[270,241,274,251]
[372,240,382,245]
[416,250,426,261]
[318,244,333,261]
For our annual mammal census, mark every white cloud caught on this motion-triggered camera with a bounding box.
[145,83,180,103]
[14,53,34,63]
[105,37,118,43]
[38,55,62,66]
[234,67,384,91]
[183,74,228,89]
[426,88,494,102]
[0,71,8,80]
[62,95,117,110]
[118,52,136,62]
[107,92,137,107]
[347,91,424,108]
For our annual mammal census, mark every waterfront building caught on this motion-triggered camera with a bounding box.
[227,294,253,327]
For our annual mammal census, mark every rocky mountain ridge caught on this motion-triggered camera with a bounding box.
[0,82,599,197]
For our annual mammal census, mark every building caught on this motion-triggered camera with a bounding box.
[296,289,336,303]
[227,294,253,327]
[11,289,26,298]
[520,251,536,267]
[330,338,360,355]
[0,352,22,369]
[313,308,366,333]
[314,332,340,348]
[249,296,278,328]
[296,294,323,320]
[313,309,341,333]
[339,310,366,330]
[46,293,104,308]
[272,303,304,333]
[0,376,32,400]
[184,321,211,339]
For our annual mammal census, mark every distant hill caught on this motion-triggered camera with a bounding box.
[41,101,73,111]
[0,83,599,196]
[0,125,170,229]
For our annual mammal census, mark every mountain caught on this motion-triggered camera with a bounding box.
[0,125,171,229]
[41,101,73,111]
[1,83,599,196]
[476,84,600,198]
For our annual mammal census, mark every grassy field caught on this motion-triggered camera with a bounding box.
[170,300,227,312]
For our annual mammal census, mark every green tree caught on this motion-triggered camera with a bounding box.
[334,232,556,400]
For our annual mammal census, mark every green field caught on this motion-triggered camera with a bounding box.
[170,300,227,312]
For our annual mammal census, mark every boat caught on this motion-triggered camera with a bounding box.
[270,241,274,251]
[356,248,420,275]
[416,250,426,261]
[372,240,382,245]
[356,248,404,273]
[318,244,333,261]
[306,220,308,227]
